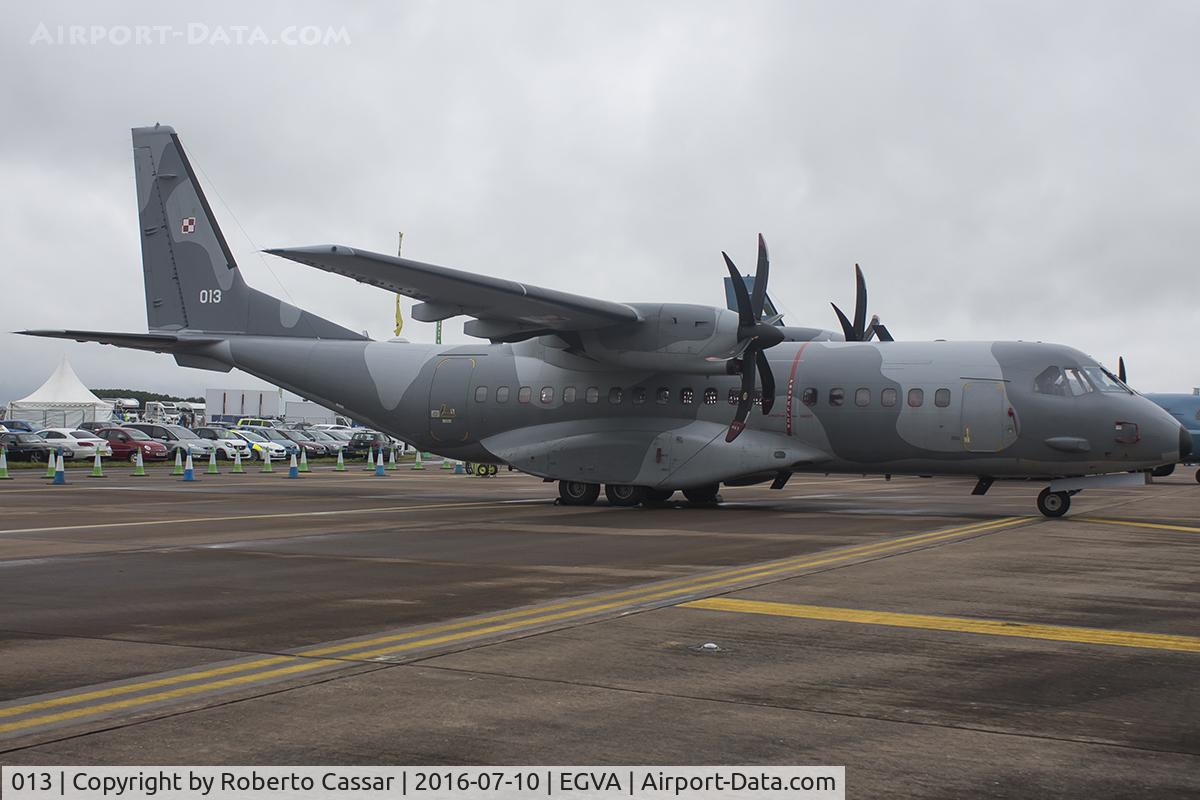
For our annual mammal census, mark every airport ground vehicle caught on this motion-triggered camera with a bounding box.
[189,426,254,460]
[224,428,289,460]
[95,427,170,461]
[124,422,215,458]
[36,428,112,459]
[0,432,53,461]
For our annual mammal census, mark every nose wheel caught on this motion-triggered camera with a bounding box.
[1037,487,1071,518]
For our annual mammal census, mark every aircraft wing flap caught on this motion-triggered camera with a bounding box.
[266,245,640,337]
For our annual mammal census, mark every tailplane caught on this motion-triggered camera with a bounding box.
[132,124,363,340]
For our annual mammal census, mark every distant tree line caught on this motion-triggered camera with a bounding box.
[91,389,204,405]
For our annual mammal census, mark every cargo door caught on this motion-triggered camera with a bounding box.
[961,381,1007,452]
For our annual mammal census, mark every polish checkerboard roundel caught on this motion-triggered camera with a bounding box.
[181,217,196,234]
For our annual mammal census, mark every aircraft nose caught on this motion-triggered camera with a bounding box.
[1181,426,1195,461]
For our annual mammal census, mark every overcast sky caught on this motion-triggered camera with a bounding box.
[2,1,1197,405]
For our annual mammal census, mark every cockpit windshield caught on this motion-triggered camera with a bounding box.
[1034,365,1132,397]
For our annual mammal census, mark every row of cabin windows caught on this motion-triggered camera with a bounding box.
[473,385,955,409]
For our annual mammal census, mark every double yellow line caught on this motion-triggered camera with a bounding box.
[0,516,1024,736]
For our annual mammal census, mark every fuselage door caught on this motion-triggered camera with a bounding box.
[961,381,1008,452]
[428,357,476,442]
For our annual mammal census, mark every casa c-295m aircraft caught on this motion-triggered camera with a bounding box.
[21,125,1193,517]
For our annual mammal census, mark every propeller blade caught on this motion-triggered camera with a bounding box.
[726,349,758,442]
[831,303,855,341]
[756,348,775,415]
[1118,356,1127,384]
[723,252,754,327]
[750,234,769,320]
[852,264,868,341]
[872,322,895,342]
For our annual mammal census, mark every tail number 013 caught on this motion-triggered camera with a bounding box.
[199,289,222,304]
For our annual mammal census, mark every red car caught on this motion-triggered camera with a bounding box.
[96,427,170,462]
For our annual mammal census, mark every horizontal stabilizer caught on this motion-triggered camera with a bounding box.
[18,329,222,352]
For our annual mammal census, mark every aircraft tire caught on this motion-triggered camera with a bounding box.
[488,464,499,476]
[559,480,600,506]
[1195,468,1199,484]
[605,484,645,506]
[682,484,721,505]
[1037,488,1071,518]
[1151,464,1176,478]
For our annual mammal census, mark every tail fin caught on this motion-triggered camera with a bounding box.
[132,124,364,340]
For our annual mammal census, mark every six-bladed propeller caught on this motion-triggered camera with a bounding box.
[722,234,784,442]
[832,265,894,342]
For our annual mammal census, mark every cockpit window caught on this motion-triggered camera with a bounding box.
[1081,366,1130,393]
[1063,368,1092,396]
[1035,366,1095,397]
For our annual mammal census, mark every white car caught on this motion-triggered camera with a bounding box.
[312,423,353,431]
[227,428,289,460]
[190,426,254,460]
[36,428,113,460]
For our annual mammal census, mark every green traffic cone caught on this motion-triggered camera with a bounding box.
[231,449,245,474]
[441,452,453,469]
[132,448,146,477]
[363,448,375,471]
[411,450,424,470]
[0,446,12,479]
[261,450,273,473]
[89,448,105,478]
[299,448,310,473]
[171,449,184,476]
[334,448,346,472]
[386,446,398,471]
[44,449,56,479]
[207,449,220,475]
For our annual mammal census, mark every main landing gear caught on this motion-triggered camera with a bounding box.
[556,481,720,507]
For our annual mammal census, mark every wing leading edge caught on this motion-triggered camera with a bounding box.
[266,245,641,342]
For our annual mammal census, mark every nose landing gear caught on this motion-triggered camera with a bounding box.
[1037,488,1071,518]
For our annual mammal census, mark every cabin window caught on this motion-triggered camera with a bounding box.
[881,388,897,407]
[703,388,719,405]
[934,388,951,408]
[474,386,488,403]
[518,386,532,404]
[496,386,510,403]
[609,387,623,404]
[681,388,695,405]
[801,388,817,407]
[585,386,599,404]
[908,388,924,407]
[540,387,554,404]
[855,388,871,407]
[829,388,845,407]
[633,387,647,404]
[563,386,577,404]
[656,387,670,405]
[728,388,741,405]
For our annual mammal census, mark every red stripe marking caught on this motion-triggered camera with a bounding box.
[784,342,812,436]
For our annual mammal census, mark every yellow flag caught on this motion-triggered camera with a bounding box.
[394,293,404,337]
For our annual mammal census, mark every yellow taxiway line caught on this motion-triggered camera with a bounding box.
[682,597,1200,654]
[1076,517,1200,534]
[0,516,1025,735]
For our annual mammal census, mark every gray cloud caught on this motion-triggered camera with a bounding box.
[2,0,1197,405]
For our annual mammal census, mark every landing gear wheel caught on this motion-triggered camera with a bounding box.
[683,484,722,505]
[488,464,499,476]
[1151,464,1176,478]
[1037,488,1071,518]
[1195,468,1199,484]
[474,463,490,477]
[605,484,645,507]
[642,488,675,506]
[559,480,600,506]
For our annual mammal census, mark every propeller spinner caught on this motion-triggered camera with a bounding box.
[722,234,784,443]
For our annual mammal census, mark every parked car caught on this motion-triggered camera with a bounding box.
[36,428,113,460]
[239,426,300,457]
[346,430,390,456]
[0,420,36,433]
[0,432,53,462]
[279,429,330,456]
[312,423,353,432]
[190,426,254,460]
[305,429,346,451]
[236,417,280,429]
[225,428,290,461]
[124,423,216,458]
[78,420,121,434]
[95,427,170,462]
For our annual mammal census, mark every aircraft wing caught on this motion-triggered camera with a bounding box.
[266,245,641,342]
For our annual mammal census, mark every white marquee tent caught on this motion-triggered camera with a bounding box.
[6,356,114,428]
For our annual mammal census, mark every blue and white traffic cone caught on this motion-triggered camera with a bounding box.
[287,453,299,478]
[182,449,196,481]
[52,451,66,485]
[374,451,386,477]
